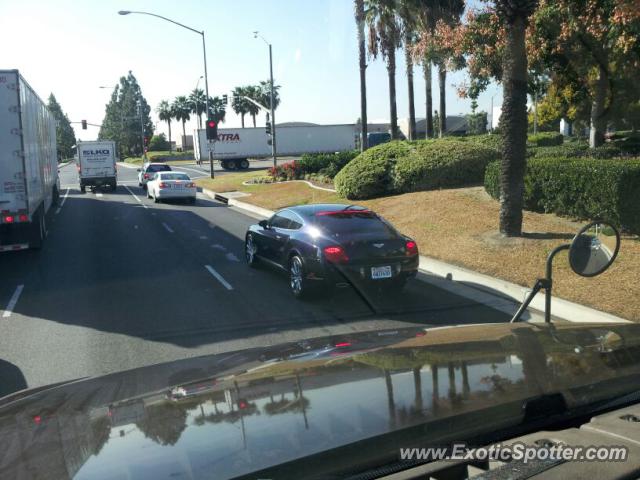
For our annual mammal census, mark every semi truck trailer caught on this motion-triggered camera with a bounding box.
[0,69,59,251]
[194,124,357,170]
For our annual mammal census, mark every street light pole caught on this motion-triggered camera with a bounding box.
[117,10,213,176]
[138,101,146,160]
[254,32,277,169]
[268,43,276,170]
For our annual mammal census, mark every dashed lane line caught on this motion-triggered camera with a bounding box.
[204,265,233,290]
[2,285,24,318]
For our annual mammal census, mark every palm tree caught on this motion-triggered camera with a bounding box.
[412,0,437,138]
[399,0,418,140]
[355,0,368,150]
[231,86,250,128]
[245,85,261,127]
[258,80,281,120]
[366,0,401,139]
[188,88,207,128]
[495,0,537,236]
[436,0,465,138]
[156,100,173,152]
[171,96,191,143]
[207,96,227,123]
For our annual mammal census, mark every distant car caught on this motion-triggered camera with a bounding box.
[137,162,172,189]
[146,172,197,204]
[244,204,419,298]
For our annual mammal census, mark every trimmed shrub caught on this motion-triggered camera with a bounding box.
[148,134,169,151]
[334,141,412,199]
[484,158,640,233]
[268,161,302,181]
[393,141,497,193]
[465,134,504,154]
[334,140,496,199]
[529,143,635,159]
[528,132,564,146]
[298,150,359,178]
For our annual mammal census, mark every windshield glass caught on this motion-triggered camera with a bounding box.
[0,0,638,479]
[160,173,190,180]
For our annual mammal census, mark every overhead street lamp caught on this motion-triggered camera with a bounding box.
[253,31,277,169]
[118,10,214,177]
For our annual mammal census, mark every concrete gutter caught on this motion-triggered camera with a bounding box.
[201,188,630,324]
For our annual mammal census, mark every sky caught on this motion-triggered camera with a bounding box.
[0,0,502,141]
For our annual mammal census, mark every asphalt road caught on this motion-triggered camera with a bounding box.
[0,163,509,395]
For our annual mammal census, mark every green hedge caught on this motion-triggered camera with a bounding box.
[528,132,564,146]
[484,158,640,232]
[334,140,497,199]
[298,151,359,178]
[528,143,635,159]
[334,141,411,199]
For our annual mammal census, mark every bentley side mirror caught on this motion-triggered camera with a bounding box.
[512,221,620,323]
[258,220,269,229]
[136,168,141,172]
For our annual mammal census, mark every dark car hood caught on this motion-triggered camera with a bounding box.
[2,322,640,480]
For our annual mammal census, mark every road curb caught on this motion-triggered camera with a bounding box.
[202,188,630,324]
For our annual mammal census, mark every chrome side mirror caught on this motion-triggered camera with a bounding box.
[569,222,620,277]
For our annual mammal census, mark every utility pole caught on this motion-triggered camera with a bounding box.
[138,101,146,160]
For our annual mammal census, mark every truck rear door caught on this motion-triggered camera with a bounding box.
[0,71,28,216]
[79,143,116,178]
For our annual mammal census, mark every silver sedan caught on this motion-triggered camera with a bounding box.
[146,172,197,204]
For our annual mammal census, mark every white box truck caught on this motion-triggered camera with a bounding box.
[76,140,117,192]
[0,70,59,251]
[194,124,357,170]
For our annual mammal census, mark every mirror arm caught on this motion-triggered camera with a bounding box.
[511,279,546,323]
[544,244,570,323]
[512,244,570,324]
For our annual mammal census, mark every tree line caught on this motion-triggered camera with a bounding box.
[155,80,281,150]
[356,0,639,237]
[356,0,639,150]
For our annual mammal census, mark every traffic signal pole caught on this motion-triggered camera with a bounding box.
[201,32,215,179]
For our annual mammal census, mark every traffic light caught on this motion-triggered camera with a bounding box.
[265,121,272,136]
[206,118,218,141]
[222,94,228,105]
[81,120,87,130]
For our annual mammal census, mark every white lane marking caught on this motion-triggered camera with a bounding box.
[205,265,233,290]
[226,252,240,262]
[124,185,148,209]
[162,222,174,233]
[96,193,103,198]
[55,188,70,215]
[199,235,208,240]
[134,225,139,229]
[2,285,24,318]
[211,244,226,251]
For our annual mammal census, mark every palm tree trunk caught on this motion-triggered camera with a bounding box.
[589,63,608,148]
[240,113,245,128]
[438,64,446,138]
[252,114,256,128]
[499,15,528,237]
[182,120,186,145]
[384,369,396,428]
[412,367,423,413]
[356,0,368,150]
[167,120,172,153]
[431,364,439,413]
[424,61,433,139]
[387,50,399,140]
[405,33,416,141]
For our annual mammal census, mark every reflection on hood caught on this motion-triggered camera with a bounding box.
[1,322,639,479]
